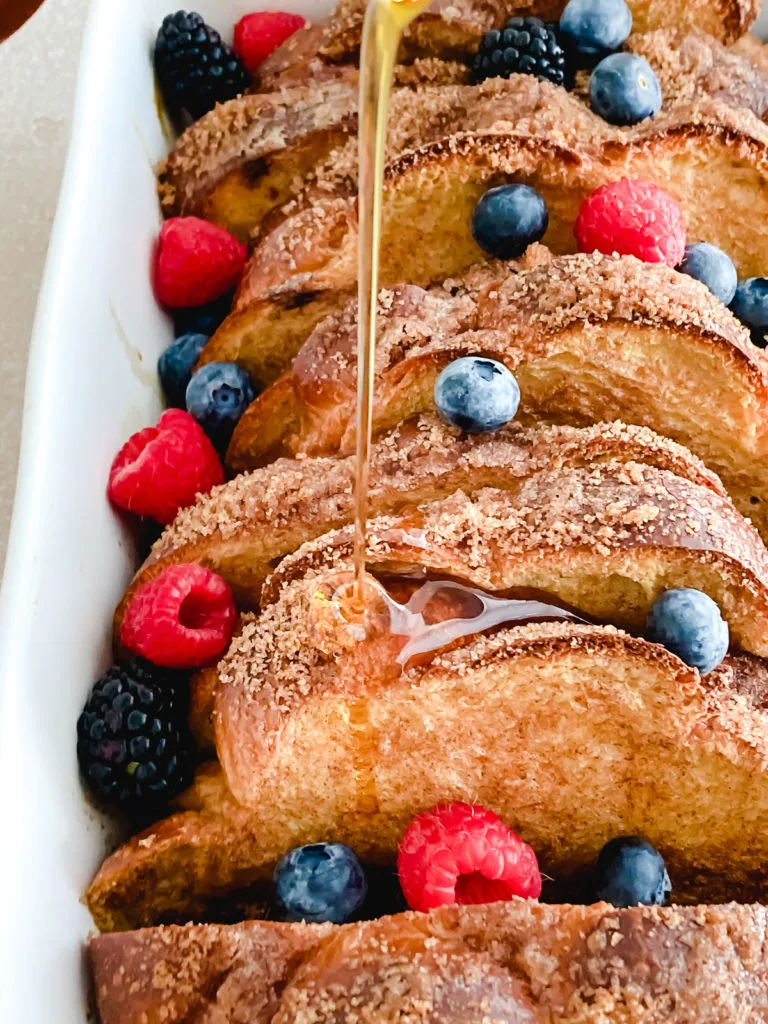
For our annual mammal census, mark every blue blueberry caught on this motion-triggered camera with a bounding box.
[173,292,233,338]
[434,356,520,434]
[589,53,662,126]
[594,837,671,907]
[185,361,255,450]
[274,843,368,923]
[677,243,737,307]
[158,332,209,408]
[560,0,632,60]
[471,184,549,260]
[731,278,768,347]
[646,588,729,675]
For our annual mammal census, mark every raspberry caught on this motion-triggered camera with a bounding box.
[120,563,237,669]
[155,217,247,309]
[397,802,542,913]
[574,178,686,266]
[234,11,306,75]
[108,409,224,525]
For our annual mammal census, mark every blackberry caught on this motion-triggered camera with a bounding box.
[154,11,250,122]
[77,660,194,810]
[472,17,570,88]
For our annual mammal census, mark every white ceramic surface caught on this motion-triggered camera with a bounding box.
[0,2,767,1020]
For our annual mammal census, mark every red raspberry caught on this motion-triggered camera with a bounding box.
[108,409,224,525]
[155,217,247,309]
[234,11,306,74]
[574,178,686,266]
[121,563,237,669]
[397,802,542,913]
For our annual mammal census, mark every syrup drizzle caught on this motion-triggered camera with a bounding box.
[354,0,433,603]
[314,574,591,671]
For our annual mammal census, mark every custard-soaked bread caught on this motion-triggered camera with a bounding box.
[89,470,768,930]
[117,416,724,617]
[90,901,768,1024]
[256,0,760,92]
[232,92,768,312]
[88,628,768,930]
[159,32,768,243]
[226,253,768,545]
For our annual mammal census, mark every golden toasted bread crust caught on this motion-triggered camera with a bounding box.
[224,252,768,543]
[256,0,760,93]
[88,460,768,932]
[114,416,724,626]
[160,39,768,255]
[90,902,768,1023]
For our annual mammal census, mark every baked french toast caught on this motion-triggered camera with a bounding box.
[224,252,768,547]
[255,0,760,93]
[82,0,768,1013]
[115,415,725,620]
[90,901,768,1024]
[89,464,768,930]
[158,29,768,243]
[159,38,768,260]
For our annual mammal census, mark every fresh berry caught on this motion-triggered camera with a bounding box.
[108,409,224,525]
[471,184,549,260]
[575,179,686,266]
[173,292,233,337]
[471,17,569,88]
[397,802,541,913]
[77,660,194,809]
[559,0,632,60]
[589,53,662,126]
[120,564,237,670]
[731,278,768,347]
[593,837,671,907]
[154,10,249,121]
[646,588,729,674]
[234,11,306,75]
[677,243,738,306]
[155,217,247,309]
[186,361,256,451]
[435,356,520,434]
[159,332,209,407]
[274,843,368,923]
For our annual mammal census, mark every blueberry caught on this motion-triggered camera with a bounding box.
[158,332,209,408]
[173,292,233,337]
[646,588,729,674]
[677,243,737,307]
[594,837,671,907]
[185,361,256,450]
[589,53,662,126]
[435,356,520,434]
[731,278,768,347]
[560,0,632,60]
[274,843,368,923]
[471,184,549,260]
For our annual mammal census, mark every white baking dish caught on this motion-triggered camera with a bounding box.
[1,1,768,1020]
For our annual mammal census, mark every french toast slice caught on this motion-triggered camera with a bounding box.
[161,47,768,256]
[256,0,760,93]
[231,93,768,313]
[90,901,768,1024]
[117,415,723,618]
[225,252,768,544]
[88,468,768,930]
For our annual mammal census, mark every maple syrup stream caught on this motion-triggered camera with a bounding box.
[354,0,432,602]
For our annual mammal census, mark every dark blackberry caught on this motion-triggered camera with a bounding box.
[154,11,250,122]
[77,660,194,810]
[471,17,570,88]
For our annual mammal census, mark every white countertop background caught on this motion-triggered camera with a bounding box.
[0,0,89,567]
